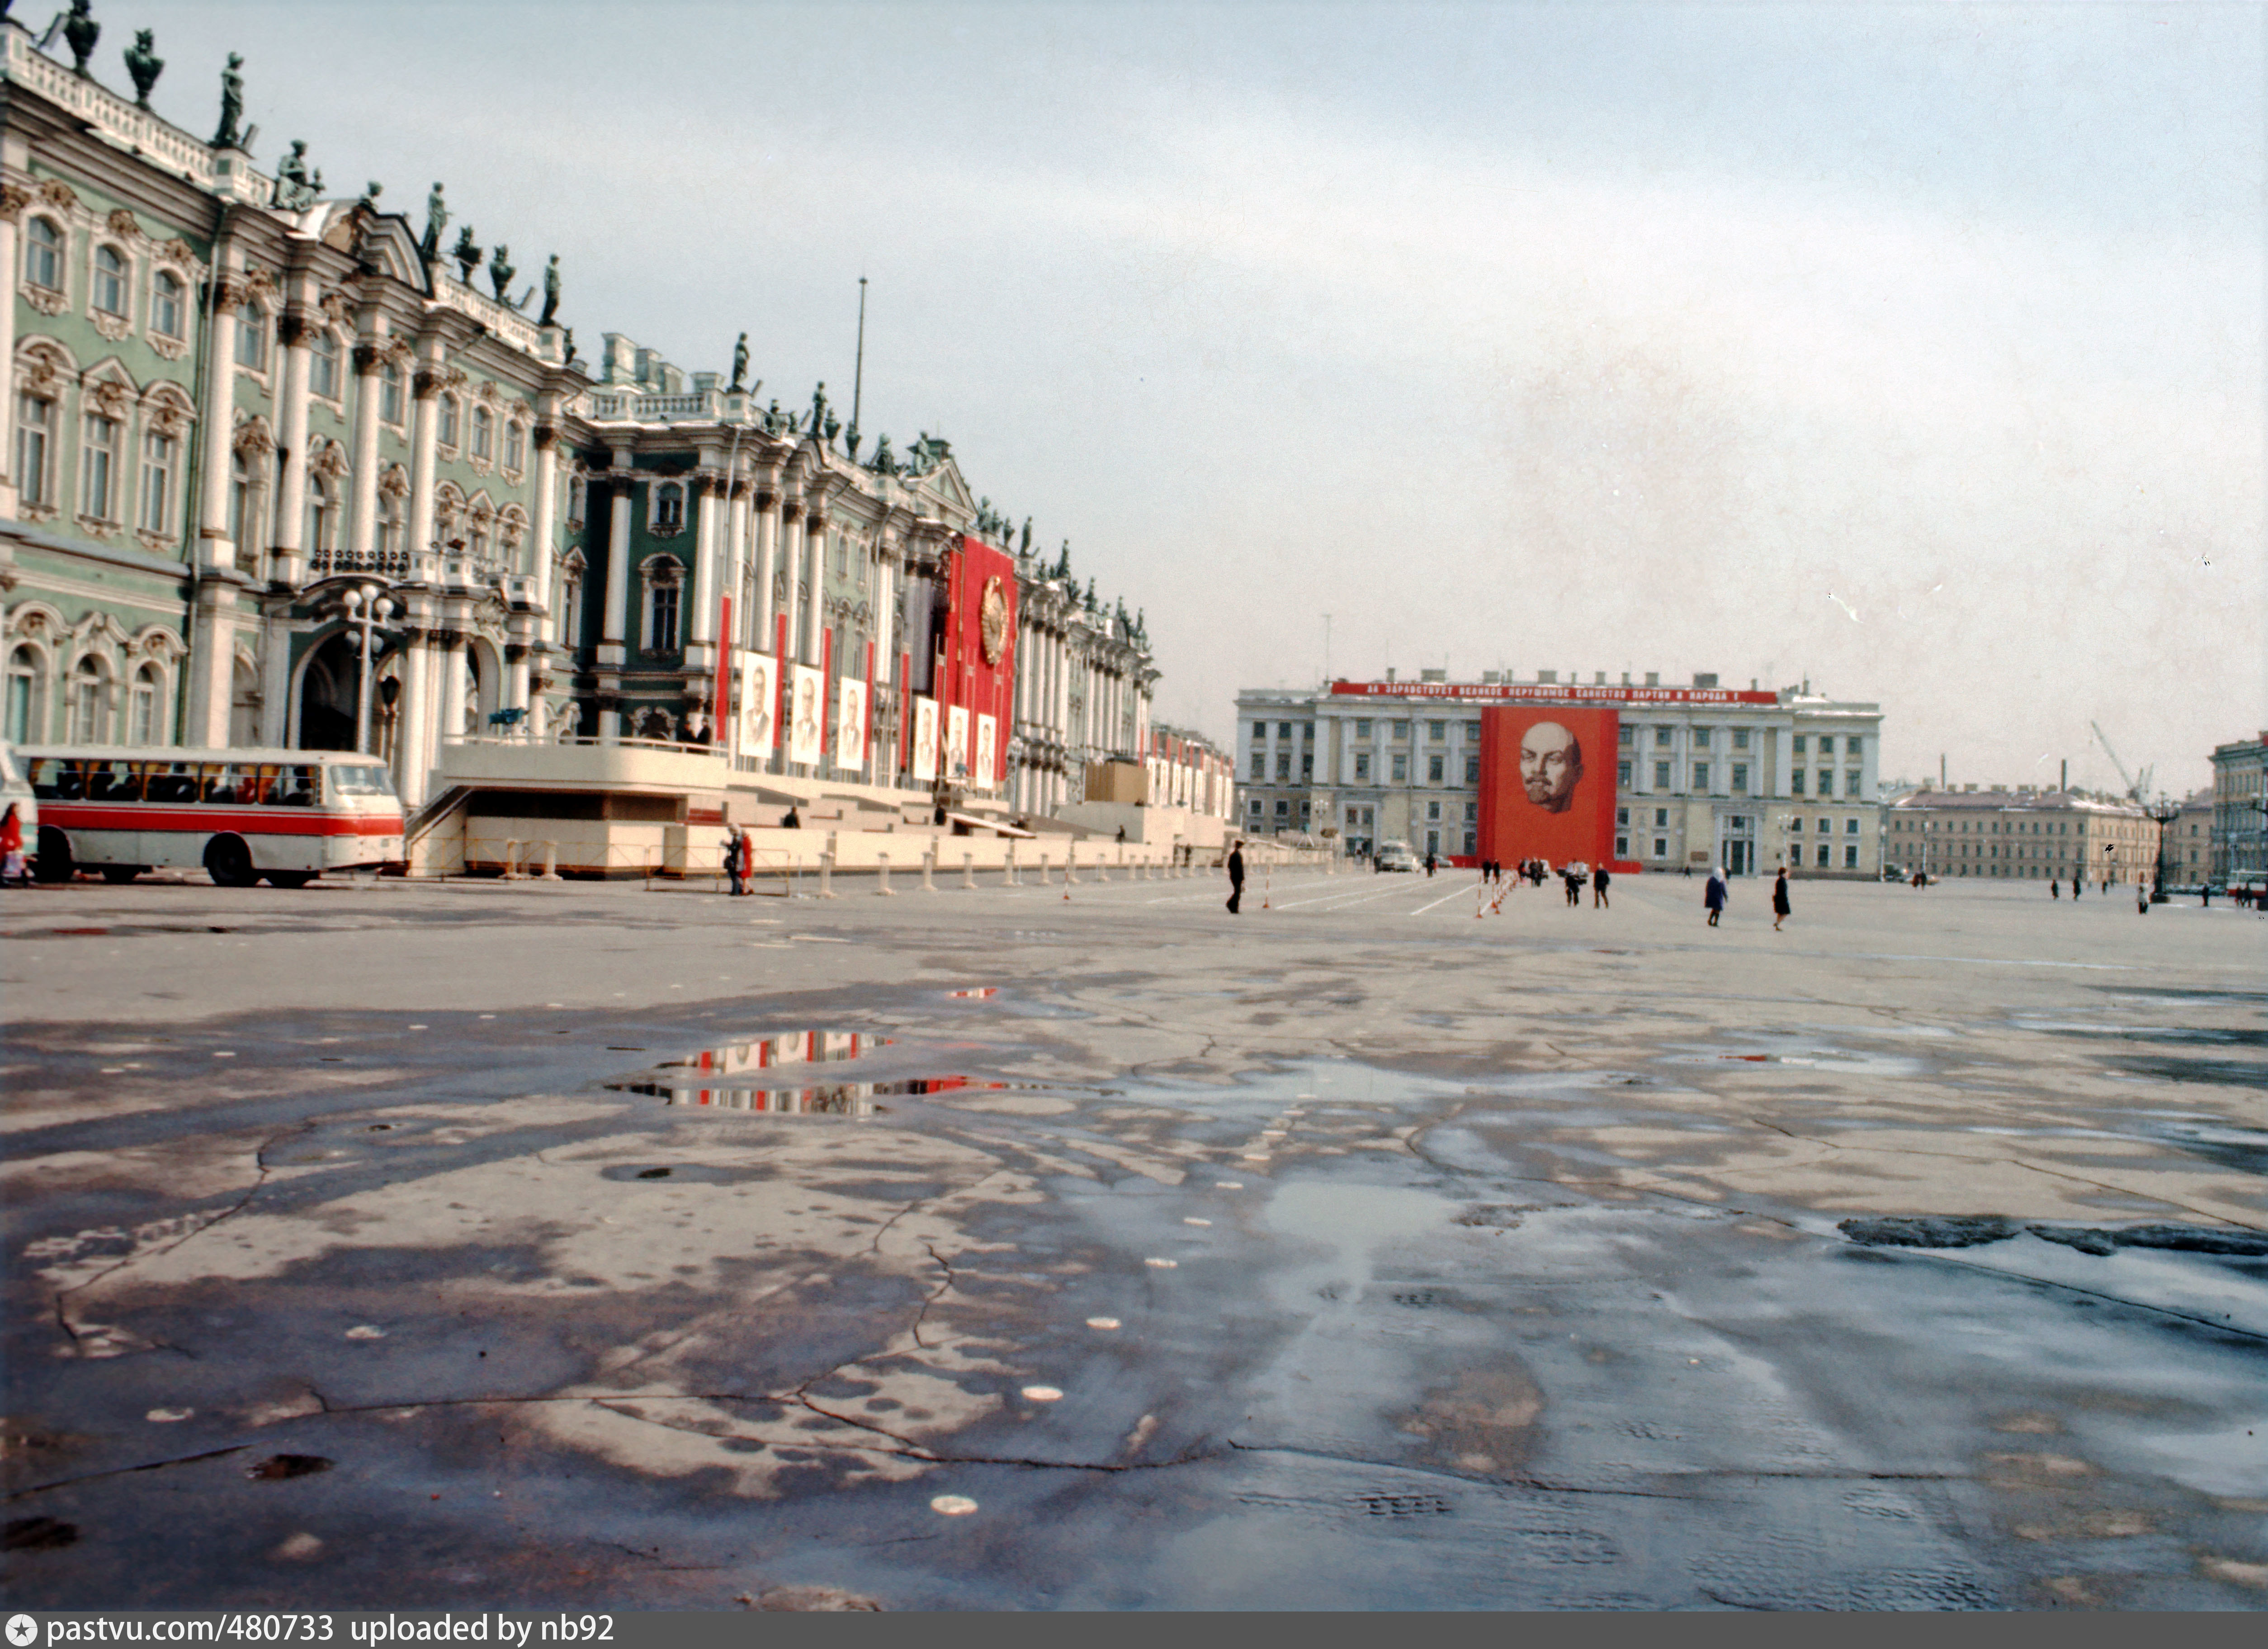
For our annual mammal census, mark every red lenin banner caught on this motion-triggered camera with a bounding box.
[1476,706,1622,869]
[940,535,1018,786]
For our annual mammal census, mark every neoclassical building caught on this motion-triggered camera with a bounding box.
[0,17,1156,815]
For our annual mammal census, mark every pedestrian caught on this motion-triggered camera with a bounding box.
[1225,840,1246,915]
[2201,884,2211,908]
[2136,882,2149,915]
[0,803,25,888]
[725,826,746,897]
[1704,866,1728,926]
[1592,863,1611,909]
[1771,865,1791,931]
[1563,864,1581,907]
[1424,851,1436,879]
[2051,877,2060,899]
[1116,825,1126,844]
[781,805,800,830]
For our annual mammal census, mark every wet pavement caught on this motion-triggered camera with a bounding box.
[3,870,2264,1609]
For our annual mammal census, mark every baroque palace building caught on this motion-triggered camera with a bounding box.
[0,14,1154,811]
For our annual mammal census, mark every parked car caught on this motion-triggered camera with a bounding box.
[1375,839,1419,873]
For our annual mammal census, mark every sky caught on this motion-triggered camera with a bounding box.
[103,0,2266,794]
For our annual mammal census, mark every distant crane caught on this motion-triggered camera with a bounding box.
[2088,721,2154,805]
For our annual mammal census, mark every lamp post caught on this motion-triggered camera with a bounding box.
[341,583,395,756]
[2147,797,2180,903]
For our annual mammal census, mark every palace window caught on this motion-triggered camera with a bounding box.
[438,393,460,449]
[1845,817,1861,834]
[649,581,679,652]
[380,360,404,424]
[1816,769,1831,796]
[1391,720,1408,740]
[1465,801,1478,822]
[1428,721,1446,742]
[1654,761,1670,789]
[1845,770,1862,797]
[92,246,128,317]
[1653,809,1668,828]
[1465,756,1480,784]
[1693,727,1711,749]
[1653,837,1668,859]
[653,481,684,531]
[1655,727,1673,748]
[1354,753,1370,781]
[15,395,52,509]
[1251,722,1266,742]
[1844,844,1860,869]
[1391,753,1408,782]
[1791,769,1805,795]
[5,646,42,743]
[311,331,341,400]
[151,271,184,341]
[1275,753,1290,780]
[65,656,105,743]
[1791,817,1804,832]
[1818,736,1836,756]
[1816,843,1831,867]
[1250,754,1265,780]
[504,421,524,472]
[378,491,404,558]
[1428,755,1444,783]
[229,449,269,550]
[471,406,494,462]
[1791,734,1807,755]
[129,664,161,746]
[1354,718,1371,738]
[24,216,62,291]
[1426,801,1441,822]
[1278,721,1293,739]
[81,413,119,519]
[1693,762,1710,790]
[1732,728,1750,750]
[1615,835,1628,857]
[138,432,177,535]
[1731,762,1748,794]
[1275,799,1289,818]
[305,473,337,555]
[234,302,265,369]
[1617,759,1632,786]
[1618,725,1633,747]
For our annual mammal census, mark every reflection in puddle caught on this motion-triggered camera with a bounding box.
[662,1030,892,1077]
[612,1074,1053,1115]
[949,988,999,999]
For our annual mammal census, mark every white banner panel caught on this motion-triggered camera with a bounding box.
[945,705,970,780]
[911,696,939,784]
[734,650,775,757]
[836,678,869,772]
[787,665,825,768]
[975,713,998,790]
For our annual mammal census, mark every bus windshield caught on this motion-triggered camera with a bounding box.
[328,765,397,798]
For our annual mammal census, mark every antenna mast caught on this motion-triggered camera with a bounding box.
[850,276,868,437]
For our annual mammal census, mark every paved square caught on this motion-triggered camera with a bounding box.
[4,870,2263,1608]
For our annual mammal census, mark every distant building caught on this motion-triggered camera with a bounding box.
[1233,670,1885,876]
[2169,789,2213,887]
[1143,723,1234,822]
[1884,787,2156,884]
[2211,732,2268,884]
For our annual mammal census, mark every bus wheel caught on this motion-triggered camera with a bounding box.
[33,827,73,883]
[203,835,257,888]
[265,871,315,889]
[100,866,143,885]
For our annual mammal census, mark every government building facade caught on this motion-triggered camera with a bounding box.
[1235,670,1886,877]
[0,17,1157,818]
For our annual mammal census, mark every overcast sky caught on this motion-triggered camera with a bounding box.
[115,1,2264,793]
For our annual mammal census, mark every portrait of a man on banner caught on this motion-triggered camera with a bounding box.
[735,652,774,757]
[974,713,997,789]
[837,679,868,771]
[945,705,970,779]
[911,696,940,783]
[788,665,825,767]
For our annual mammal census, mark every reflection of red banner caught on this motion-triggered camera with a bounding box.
[940,536,1017,784]
[1477,707,1620,868]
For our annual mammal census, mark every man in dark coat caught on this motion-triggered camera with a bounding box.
[1592,864,1611,909]
[1226,841,1246,915]
[1705,867,1728,926]
[1772,865,1791,930]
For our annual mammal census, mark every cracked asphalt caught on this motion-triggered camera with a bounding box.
[4,868,2265,1609]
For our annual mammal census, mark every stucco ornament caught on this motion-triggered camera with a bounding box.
[980,576,1008,666]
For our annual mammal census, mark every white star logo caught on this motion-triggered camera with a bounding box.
[7,1615,39,1648]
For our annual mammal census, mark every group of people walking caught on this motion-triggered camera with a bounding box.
[1703,863,1795,930]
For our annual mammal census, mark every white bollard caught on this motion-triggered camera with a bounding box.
[922,843,937,892]
[501,838,521,880]
[1003,843,1018,888]
[1039,853,1051,885]
[876,853,893,896]
[1067,850,1080,886]
[818,849,835,898]
[540,840,560,880]
[961,851,975,890]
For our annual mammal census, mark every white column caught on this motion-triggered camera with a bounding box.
[393,628,430,802]
[752,484,780,643]
[690,475,718,650]
[0,208,18,515]
[777,502,803,663]
[438,629,467,747]
[723,472,750,650]
[272,309,312,581]
[346,335,385,564]
[195,267,241,569]
[801,513,826,664]
[600,470,633,666]
[407,356,441,564]
[528,427,559,637]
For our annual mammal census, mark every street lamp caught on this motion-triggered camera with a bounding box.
[2146,796,2181,903]
[340,583,395,756]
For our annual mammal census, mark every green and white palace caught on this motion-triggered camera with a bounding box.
[0,9,1160,829]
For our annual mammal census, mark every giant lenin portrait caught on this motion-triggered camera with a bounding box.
[1476,705,1622,869]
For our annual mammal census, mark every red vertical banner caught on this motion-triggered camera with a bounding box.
[899,647,912,776]
[713,595,732,754]
[773,614,788,759]
[864,640,876,780]
[1476,706,1623,869]
[819,627,832,760]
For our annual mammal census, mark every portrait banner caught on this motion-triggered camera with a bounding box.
[837,678,869,773]
[945,705,971,780]
[734,651,775,758]
[1475,706,1621,870]
[911,695,940,784]
[787,664,826,768]
[974,713,998,789]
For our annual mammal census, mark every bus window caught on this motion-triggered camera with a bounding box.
[144,761,199,803]
[49,760,90,800]
[85,760,142,802]
[29,757,64,799]
[327,764,396,799]
[274,765,318,806]
[200,764,244,804]
[240,765,282,805]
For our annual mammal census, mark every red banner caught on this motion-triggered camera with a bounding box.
[1476,706,1621,868]
[1332,680,1774,706]
[941,536,1018,785]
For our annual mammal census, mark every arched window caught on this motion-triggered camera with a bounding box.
[470,405,493,461]
[81,412,120,519]
[4,646,41,743]
[503,421,525,472]
[653,482,684,531]
[310,330,340,399]
[129,663,162,746]
[228,447,271,552]
[380,359,403,424]
[14,394,53,509]
[151,270,184,340]
[234,302,265,369]
[567,474,587,525]
[65,656,105,743]
[138,430,178,535]
[92,246,128,317]
[438,393,460,450]
[306,472,336,556]
[25,217,62,290]
[557,562,582,647]
[643,558,682,653]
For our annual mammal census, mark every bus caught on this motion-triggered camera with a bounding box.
[18,746,406,888]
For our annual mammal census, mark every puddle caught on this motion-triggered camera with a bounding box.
[612,1074,1070,1115]
[948,988,999,999]
[662,1030,892,1077]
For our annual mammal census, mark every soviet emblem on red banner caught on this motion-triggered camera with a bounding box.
[980,575,1009,665]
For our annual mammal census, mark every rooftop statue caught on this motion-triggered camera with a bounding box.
[844,427,862,463]
[869,434,896,475]
[763,399,783,434]
[272,139,320,210]
[1020,518,1032,555]
[560,326,576,365]
[361,180,382,203]
[539,255,561,326]
[420,183,448,260]
[212,51,245,149]
[822,411,841,446]
[450,225,480,283]
[63,0,96,78]
[808,383,829,439]
[124,28,163,109]
[487,243,515,303]
[728,332,748,392]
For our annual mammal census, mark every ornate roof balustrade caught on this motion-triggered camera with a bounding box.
[429,272,550,355]
[580,388,727,424]
[2,26,271,204]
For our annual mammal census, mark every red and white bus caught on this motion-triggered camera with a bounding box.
[19,745,406,887]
